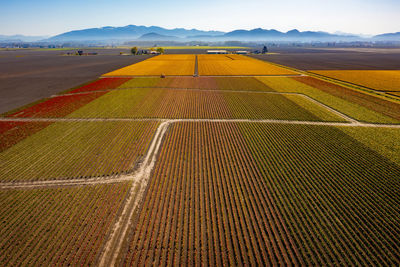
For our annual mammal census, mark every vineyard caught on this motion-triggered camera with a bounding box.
[1,53,399,266]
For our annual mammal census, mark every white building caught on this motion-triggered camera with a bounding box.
[207,50,228,54]
[236,51,250,54]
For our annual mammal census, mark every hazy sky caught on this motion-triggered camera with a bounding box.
[1,0,399,36]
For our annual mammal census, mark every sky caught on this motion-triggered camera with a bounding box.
[0,0,399,36]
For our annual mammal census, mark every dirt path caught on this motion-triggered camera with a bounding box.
[0,176,133,189]
[194,55,199,76]
[98,120,170,267]
[1,116,400,128]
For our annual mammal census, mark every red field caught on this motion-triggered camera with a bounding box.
[69,77,131,93]
[7,91,107,118]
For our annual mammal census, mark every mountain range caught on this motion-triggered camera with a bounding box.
[0,35,48,42]
[3,25,400,43]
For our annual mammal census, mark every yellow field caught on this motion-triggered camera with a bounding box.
[198,54,298,76]
[310,70,400,92]
[103,54,195,76]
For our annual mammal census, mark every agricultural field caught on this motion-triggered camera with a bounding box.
[118,76,273,91]
[0,48,149,113]
[65,88,345,121]
[103,54,195,76]
[0,183,130,266]
[257,76,400,123]
[1,53,399,266]
[120,122,400,266]
[198,54,299,76]
[0,121,159,181]
[310,70,400,92]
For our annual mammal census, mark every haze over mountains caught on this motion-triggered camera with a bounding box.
[2,25,400,43]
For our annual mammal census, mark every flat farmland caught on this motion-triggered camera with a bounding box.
[1,53,399,266]
[198,54,299,76]
[310,70,400,92]
[0,121,159,181]
[257,76,400,123]
[120,122,400,266]
[0,183,130,266]
[63,88,345,121]
[118,76,273,91]
[103,54,195,76]
[0,49,150,113]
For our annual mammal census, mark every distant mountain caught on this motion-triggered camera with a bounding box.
[374,32,400,41]
[33,25,400,43]
[47,25,223,42]
[219,28,358,41]
[224,28,284,38]
[0,34,47,42]
[138,33,180,41]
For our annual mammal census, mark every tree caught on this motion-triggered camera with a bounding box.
[156,47,164,54]
[262,45,268,54]
[131,47,138,55]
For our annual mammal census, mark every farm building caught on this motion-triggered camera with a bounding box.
[207,50,228,54]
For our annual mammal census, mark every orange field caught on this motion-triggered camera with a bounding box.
[198,54,299,76]
[103,54,195,76]
[310,70,400,91]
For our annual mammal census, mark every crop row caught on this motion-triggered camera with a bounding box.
[198,54,298,76]
[0,121,159,181]
[121,121,400,266]
[240,122,400,265]
[121,121,302,266]
[68,88,344,121]
[0,183,130,266]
